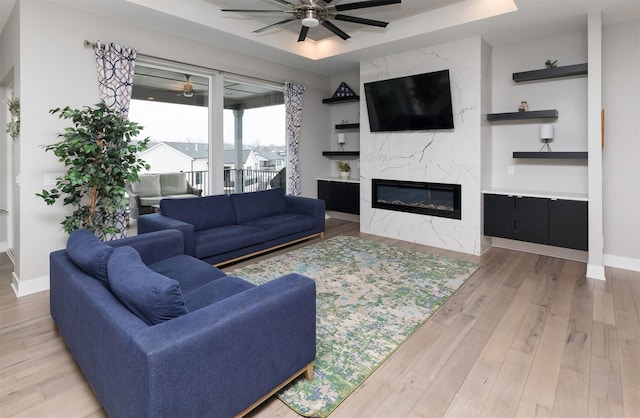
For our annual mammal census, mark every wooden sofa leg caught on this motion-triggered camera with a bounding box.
[234,361,315,418]
[304,362,314,381]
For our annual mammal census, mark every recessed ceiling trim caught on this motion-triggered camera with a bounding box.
[124,0,517,61]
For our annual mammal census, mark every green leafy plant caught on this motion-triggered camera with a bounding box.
[336,160,351,172]
[37,102,150,239]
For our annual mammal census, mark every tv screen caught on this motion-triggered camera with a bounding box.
[364,69,454,132]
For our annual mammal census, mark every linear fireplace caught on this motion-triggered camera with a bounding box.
[372,179,462,220]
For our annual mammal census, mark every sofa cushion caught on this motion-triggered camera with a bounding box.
[66,228,113,287]
[242,214,317,241]
[131,174,161,197]
[231,188,288,224]
[148,255,227,294]
[161,195,236,231]
[193,225,267,259]
[183,276,255,312]
[160,173,188,195]
[108,246,188,326]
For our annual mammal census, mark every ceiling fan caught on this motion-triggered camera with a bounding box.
[221,0,402,42]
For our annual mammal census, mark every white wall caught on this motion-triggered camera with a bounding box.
[360,37,484,255]
[602,19,640,270]
[1,1,331,295]
[490,31,588,195]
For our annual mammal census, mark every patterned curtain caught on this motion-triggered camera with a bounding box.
[94,42,136,240]
[95,42,136,116]
[283,82,305,196]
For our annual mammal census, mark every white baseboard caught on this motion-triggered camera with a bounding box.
[604,254,640,272]
[11,272,50,297]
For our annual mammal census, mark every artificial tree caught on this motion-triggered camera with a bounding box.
[37,102,149,240]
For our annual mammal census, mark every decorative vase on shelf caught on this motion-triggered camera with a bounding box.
[339,171,350,180]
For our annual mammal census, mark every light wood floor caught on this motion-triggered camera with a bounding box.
[1,219,639,417]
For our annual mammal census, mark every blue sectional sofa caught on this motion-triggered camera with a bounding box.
[50,228,316,418]
[137,187,325,265]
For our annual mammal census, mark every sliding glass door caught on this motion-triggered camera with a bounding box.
[223,77,285,193]
[128,63,286,197]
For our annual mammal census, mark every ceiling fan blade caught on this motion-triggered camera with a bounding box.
[298,26,309,42]
[221,9,290,13]
[253,18,296,33]
[333,14,389,28]
[334,0,401,12]
[322,20,350,40]
[272,0,292,5]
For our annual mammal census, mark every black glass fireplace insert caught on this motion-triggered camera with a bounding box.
[372,179,461,220]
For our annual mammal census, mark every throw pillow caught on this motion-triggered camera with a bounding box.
[66,228,114,287]
[131,174,161,197]
[160,173,188,195]
[108,246,189,325]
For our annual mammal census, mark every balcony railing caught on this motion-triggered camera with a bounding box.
[183,169,281,196]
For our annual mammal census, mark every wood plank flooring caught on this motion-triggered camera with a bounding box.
[1,218,638,417]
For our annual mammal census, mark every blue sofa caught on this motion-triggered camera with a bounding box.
[50,228,316,418]
[137,187,325,265]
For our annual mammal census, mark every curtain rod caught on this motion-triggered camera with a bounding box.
[83,40,282,87]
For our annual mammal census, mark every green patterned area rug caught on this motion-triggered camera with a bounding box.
[229,236,479,417]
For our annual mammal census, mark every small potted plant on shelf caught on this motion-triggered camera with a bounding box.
[336,160,351,180]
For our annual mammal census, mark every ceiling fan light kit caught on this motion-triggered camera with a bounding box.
[221,0,401,42]
[182,75,194,97]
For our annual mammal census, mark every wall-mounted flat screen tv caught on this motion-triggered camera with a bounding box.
[364,69,454,132]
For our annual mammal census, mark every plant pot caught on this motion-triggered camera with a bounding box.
[339,171,350,180]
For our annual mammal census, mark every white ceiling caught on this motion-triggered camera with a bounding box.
[5,0,640,75]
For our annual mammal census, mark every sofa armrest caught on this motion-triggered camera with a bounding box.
[286,195,326,230]
[127,274,316,417]
[186,182,202,196]
[137,214,195,256]
[108,230,185,265]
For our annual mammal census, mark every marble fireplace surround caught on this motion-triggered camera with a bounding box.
[359,36,490,255]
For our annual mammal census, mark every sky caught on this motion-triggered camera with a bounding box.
[128,100,286,147]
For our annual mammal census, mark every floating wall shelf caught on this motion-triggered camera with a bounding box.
[513,63,588,82]
[322,96,360,104]
[322,151,360,157]
[487,109,558,121]
[513,152,588,159]
[335,123,360,130]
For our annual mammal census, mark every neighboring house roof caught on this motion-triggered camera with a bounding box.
[223,149,252,165]
[143,141,283,166]
[161,142,209,159]
[256,150,285,161]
